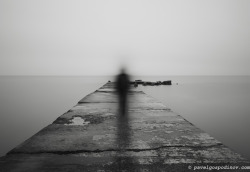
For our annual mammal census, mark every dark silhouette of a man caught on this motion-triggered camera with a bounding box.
[116,68,130,116]
[115,68,134,170]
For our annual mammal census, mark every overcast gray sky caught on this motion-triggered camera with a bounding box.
[0,0,250,76]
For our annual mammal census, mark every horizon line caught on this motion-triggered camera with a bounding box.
[1,74,250,77]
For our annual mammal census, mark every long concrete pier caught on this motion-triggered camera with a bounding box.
[1,82,249,171]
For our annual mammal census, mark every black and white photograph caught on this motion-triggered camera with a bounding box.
[0,0,250,171]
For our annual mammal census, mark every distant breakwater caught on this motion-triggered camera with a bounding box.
[131,80,172,87]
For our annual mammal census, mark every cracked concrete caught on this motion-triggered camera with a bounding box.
[0,82,249,171]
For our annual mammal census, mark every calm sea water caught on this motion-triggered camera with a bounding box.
[0,76,249,160]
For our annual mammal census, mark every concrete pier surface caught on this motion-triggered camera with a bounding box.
[1,82,249,171]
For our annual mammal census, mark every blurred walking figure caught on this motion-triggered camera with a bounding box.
[115,68,135,170]
[116,68,130,116]
[116,68,131,150]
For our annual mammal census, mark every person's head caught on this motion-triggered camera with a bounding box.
[120,67,126,74]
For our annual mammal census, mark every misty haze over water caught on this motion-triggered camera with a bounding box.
[0,76,249,161]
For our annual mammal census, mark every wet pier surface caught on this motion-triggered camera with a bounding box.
[1,82,249,171]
